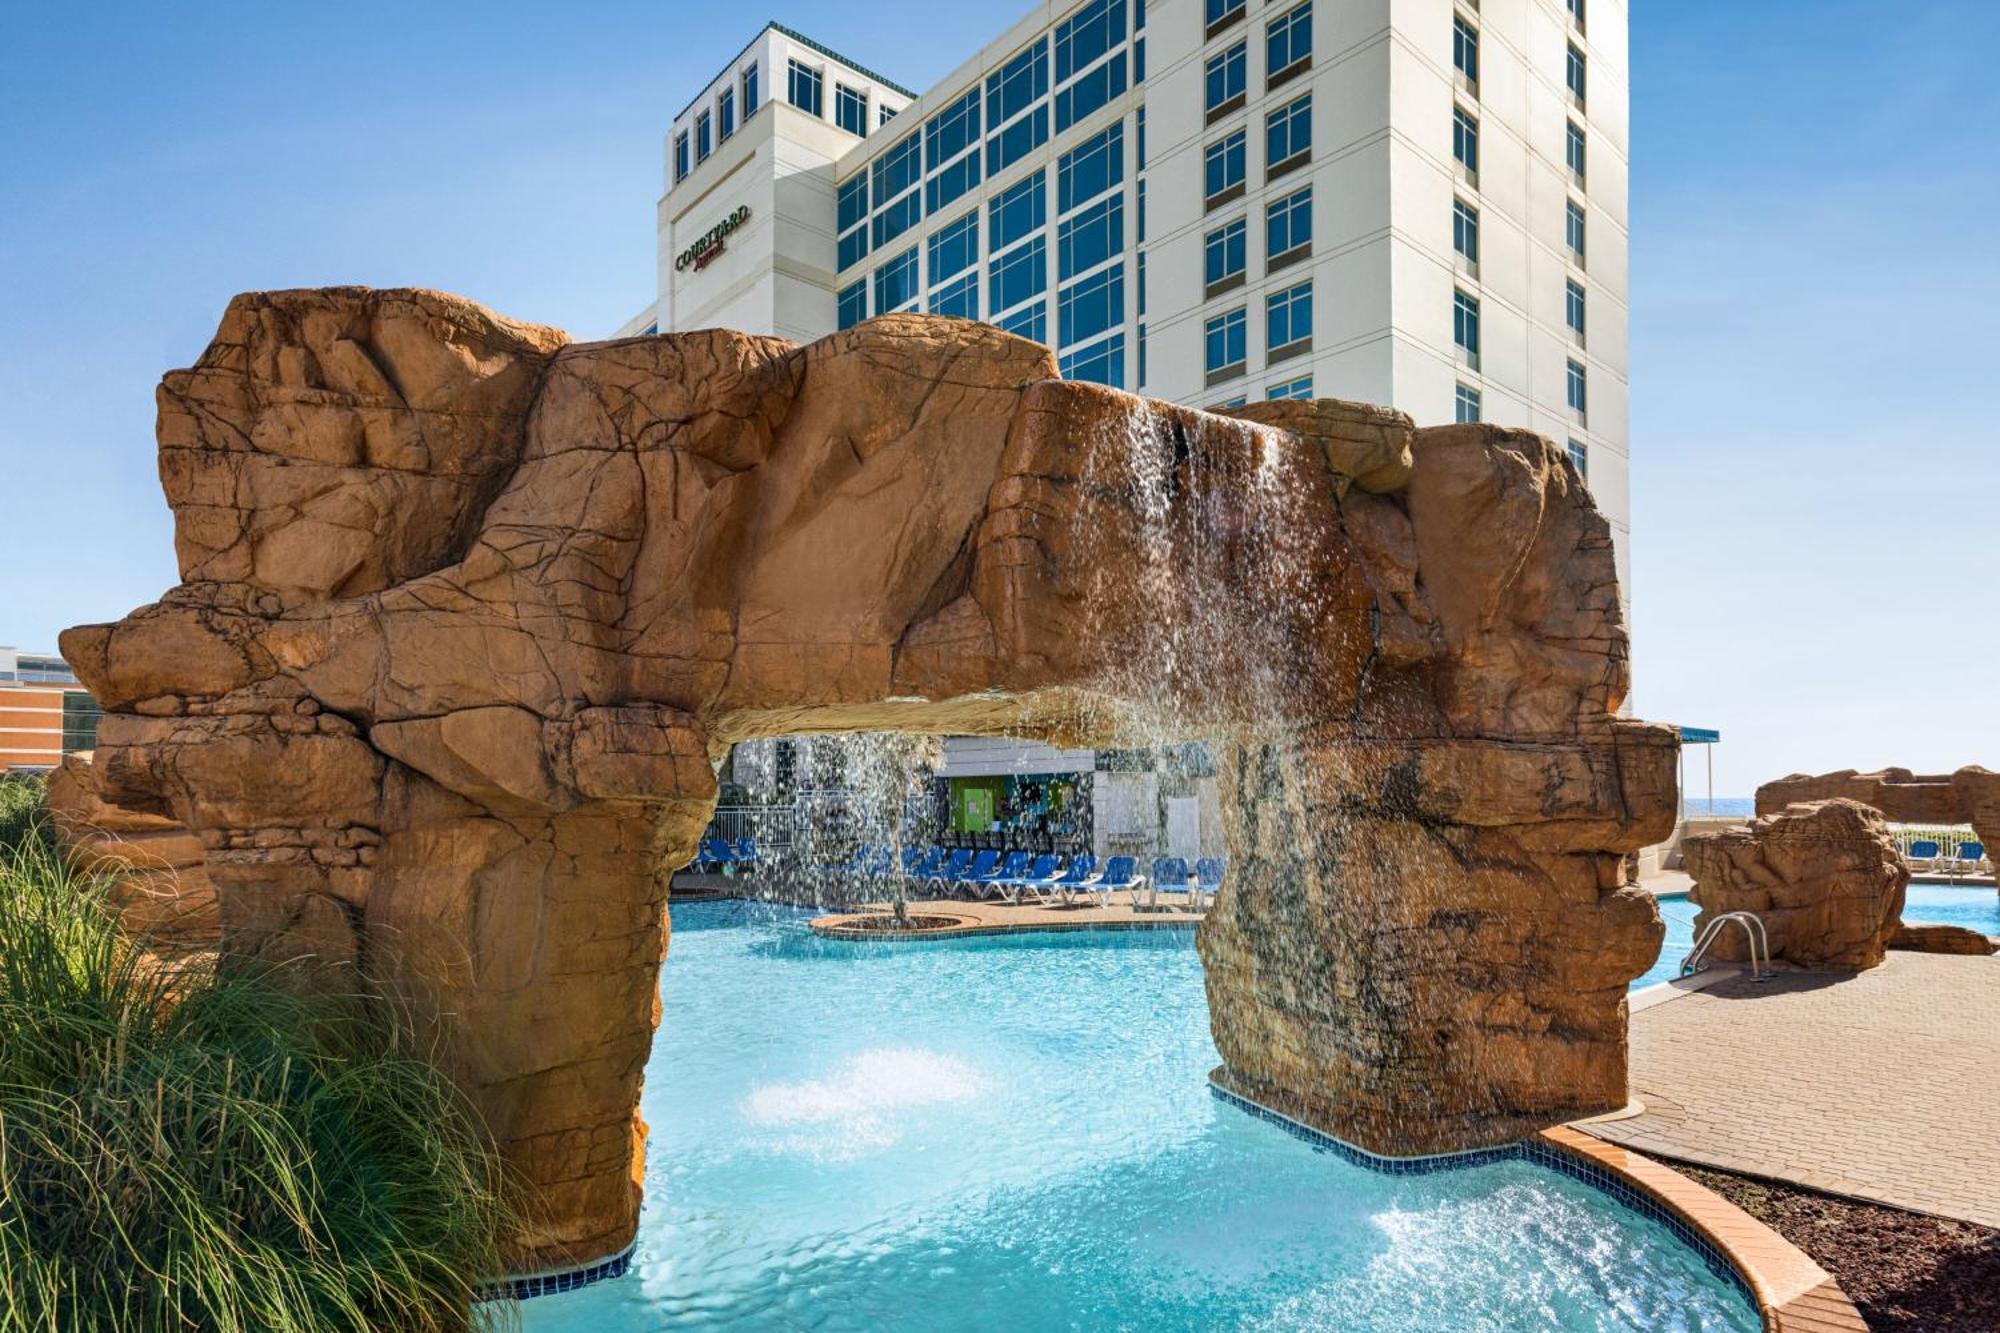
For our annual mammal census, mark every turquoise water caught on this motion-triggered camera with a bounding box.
[523,902,1757,1332]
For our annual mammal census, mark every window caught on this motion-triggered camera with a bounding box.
[837,280,867,330]
[871,189,922,249]
[673,131,690,183]
[788,60,823,117]
[1453,290,1480,368]
[1566,120,1586,183]
[838,227,870,271]
[1205,308,1247,379]
[1566,279,1586,340]
[926,88,981,170]
[1455,384,1482,423]
[1266,185,1312,263]
[61,691,102,755]
[1213,395,1248,409]
[1058,122,1123,213]
[1453,16,1479,88]
[1268,374,1313,401]
[1137,323,1147,387]
[1267,279,1312,356]
[1055,51,1127,132]
[991,235,1048,312]
[1566,200,1587,262]
[695,110,712,162]
[1058,194,1123,280]
[1137,107,1146,168]
[1204,218,1247,291]
[999,302,1047,345]
[1267,2,1312,80]
[990,171,1046,251]
[742,63,760,115]
[1567,44,1587,106]
[1568,438,1589,478]
[1058,264,1123,347]
[1454,107,1479,178]
[1206,42,1247,115]
[1453,199,1479,267]
[880,103,899,127]
[926,153,981,213]
[1266,94,1311,174]
[1056,0,1125,83]
[836,83,869,136]
[1567,359,1588,416]
[988,106,1050,174]
[931,271,979,320]
[1137,175,1146,239]
[873,247,919,313]
[1206,0,1247,32]
[1061,333,1124,387]
[930,210,978,283]
[719,88,736,139]
[1205,130,1247,205]
[987,39,1048,128]
[1134,35,1145,82]
[1137,251,1146,314]
[837,176,869,234]
[1568,0,1585,28]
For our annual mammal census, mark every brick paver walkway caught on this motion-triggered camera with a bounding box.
[1584,952,2000,1227]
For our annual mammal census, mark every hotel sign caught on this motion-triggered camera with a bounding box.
[676,205,751,272]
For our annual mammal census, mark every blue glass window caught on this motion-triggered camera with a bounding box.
[991,236,1048,313]
[1267,279,1312,351]
[1058,264,1122,347]
[1268,374,1312,401]
[987,40,1049,128]
[987,105,1049,175]
[1454,16,1478,85]
[1453,199,1478,265]
[1456,384,1482,423]
[837,176,869,234]
[873,248,919,313]
[1567,279,1587,339]
[1266,94,1311,169]
[1060,333,1124,388]
[741,63,759,115]
[673,132,689,183]
[1136,176,1146,240]
[1454,108,1479,175]
[880,103,899,126]
[990,172,1046,250]
[929,211,978,283]
[1568,439,1589,478]
[999,302,1047,345]
[1204,219,1246,287]
[1567,200,1587,261]
[719,88,735,139]
[1137,322,1146,387]
[1566,120,1587,182]
[1055,52,1127,132]
[1205,309,1246,375]
[872,191,922,248]
[1058,194,1123,280]
[1266,185,1311,258]
[873,134,923,204]
[1137,251,1146,315]
[1567,43,1586,104]
[695,111,711,162]
[836,83,869,136]
[1206,43,1246,112]
[1206,0,1246,26]
[926,152,981,213]
[1133,36,1144,83]
[787,60,823,117]
[838,280,867,330]
[1058,122,1123,213]
[1454,290,1481,362]
[1268,2,1312,75]
[838,228,869,270]
[1204,131,1246,201]
[931,271,979,320]
[1055,0,1125,83]
[926,88,981,170]
[1567,360,1588,414]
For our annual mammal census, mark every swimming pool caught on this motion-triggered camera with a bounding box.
[522,901,1758,1332]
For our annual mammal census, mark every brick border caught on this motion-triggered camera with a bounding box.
[809,911,1199,941]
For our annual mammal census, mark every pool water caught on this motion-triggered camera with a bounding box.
[523,902,1758,1332]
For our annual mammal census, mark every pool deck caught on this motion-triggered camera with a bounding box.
[807,890,1203,937]
[1585,951,2000,1231]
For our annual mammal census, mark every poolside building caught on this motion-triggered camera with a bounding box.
[635,0,1629,855]
[0,647,101,774]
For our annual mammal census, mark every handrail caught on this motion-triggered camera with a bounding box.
[1680,910,1770,982]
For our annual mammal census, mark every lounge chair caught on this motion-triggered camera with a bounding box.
[993,853,1064,905]
[1906,838,1941,874]
[732,837,759,870]
[926,848,975,897]
[1037,855,1097,905]
[971,851,1033,901]
[1078,855,1141,908]
[949,849,1004,899]
[1946,840,1987,878]
[905,847,947,891]
[696,837,735,872]
[1146,856,1192,910]
[1191,858,1226,911]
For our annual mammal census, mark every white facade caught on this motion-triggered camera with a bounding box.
[641,1,1630,800]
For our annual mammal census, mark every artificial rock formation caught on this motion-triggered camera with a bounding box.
[1758,766,2000,859]
[46,752,220,949]
[1889,923,1998,956]
[62,287,1676,1269]
[1683,799,1910,971]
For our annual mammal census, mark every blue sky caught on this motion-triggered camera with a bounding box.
[2,0,1993,796]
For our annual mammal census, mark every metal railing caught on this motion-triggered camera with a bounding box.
[1680,911,1770,982]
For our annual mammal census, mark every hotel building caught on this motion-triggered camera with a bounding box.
[631,0,1629,855]
[0,648,101,774]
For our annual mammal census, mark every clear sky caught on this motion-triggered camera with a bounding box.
[2,1,1993,797]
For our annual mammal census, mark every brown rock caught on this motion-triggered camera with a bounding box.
[1889,923,1998,956]
[60,290,1675,1271]
[1685,800,1910,971]
[44,753,220,948]
[1758,766,2000,865]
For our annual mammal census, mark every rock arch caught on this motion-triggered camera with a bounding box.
[62,288,1676,1271]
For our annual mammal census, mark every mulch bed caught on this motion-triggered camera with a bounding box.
[1674,1162,2000,1332]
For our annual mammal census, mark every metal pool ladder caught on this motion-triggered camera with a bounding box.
[1680,911,1771,982]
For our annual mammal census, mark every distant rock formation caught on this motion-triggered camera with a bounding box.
[1758,767,2000,858]
[60,288,1675,1270]
[1684,799,1909,971]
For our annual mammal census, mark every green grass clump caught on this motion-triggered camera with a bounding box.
[0,776,52,861]
[0,806,515,1333]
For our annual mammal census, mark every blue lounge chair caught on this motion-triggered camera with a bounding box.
[906,847,947,890]
[1076,855,1140,908]
[697,836,735,872]
[733,837,759,867]
[993,853,1064,905]
[1192,857,1226,911]
[1146,856,1192,909]
[1906,838,1941,874]
[1038,855,1096,905]
[949,849,1003,898]
[972,851,1033,901]
[926,848,975,897]
[858,846,895,880]
[1947,840,1988,878]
